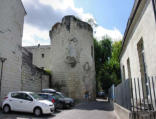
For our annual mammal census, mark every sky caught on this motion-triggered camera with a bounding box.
[21,0,135,46]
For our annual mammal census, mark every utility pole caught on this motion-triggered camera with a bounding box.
[0,57,7,97]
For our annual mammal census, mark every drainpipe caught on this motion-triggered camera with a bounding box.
[0,57,7,97]
[152,0,156,22]
[40,67,44,91]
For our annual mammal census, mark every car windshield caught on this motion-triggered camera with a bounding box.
[30,93,43,100]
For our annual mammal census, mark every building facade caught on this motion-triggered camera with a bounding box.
[49,16,96,100]
[120,0,156,80]
[25,45,51,70]
[0,0,26,101]
[118,0,156,113]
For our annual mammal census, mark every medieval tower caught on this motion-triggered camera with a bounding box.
[49,16,96,100]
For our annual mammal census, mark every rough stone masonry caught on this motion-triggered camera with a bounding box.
[49,16,96,100]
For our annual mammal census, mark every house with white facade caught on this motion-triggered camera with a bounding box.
[120,0,156,81]
[0,0,26,102]
[120,0,156,97]
[115,0,156,118]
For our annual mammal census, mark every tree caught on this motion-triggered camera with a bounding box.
[109,41,122,86]
[99,37,112,63]
[94,37,112,92]
[94,37,122,93]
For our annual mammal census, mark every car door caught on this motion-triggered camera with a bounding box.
[19,93,34,112]
[10,93,24,111]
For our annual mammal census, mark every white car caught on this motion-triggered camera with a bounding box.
[2,91,55,116]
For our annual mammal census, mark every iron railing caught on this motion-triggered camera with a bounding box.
[113,76,156,119]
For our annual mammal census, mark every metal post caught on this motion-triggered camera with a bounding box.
[0,57,7,98]
[130,78,135,112]
[152,77,156,109]
[137,78,142,111]
[134,78,138,112]
[148,77,153,110]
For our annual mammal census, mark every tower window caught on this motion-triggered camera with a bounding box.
[41,53,44,58]
[91,46,94,58]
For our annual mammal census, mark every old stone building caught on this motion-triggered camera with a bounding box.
[120,0,156,80]
[22,48,50,92]
[0,0,95,103]
[0,0,26,101]
[25,45,51,70]
[24,16,96,100]
[49,16,96,100]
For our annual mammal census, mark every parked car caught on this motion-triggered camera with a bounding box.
[41,89,74,108]
[56,92,74,108]
[97,91,107,99]
[38,93,62,110]
[42,89,56,93]
[2,91,55,116]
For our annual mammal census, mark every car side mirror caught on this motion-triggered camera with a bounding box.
[27,97,33,101]
[29,98,33,101]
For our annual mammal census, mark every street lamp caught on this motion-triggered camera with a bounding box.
[0,57,7,62]
[0,57,7,95]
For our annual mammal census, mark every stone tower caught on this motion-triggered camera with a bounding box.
[49,16,96,100]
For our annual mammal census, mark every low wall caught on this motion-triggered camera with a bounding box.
[114,103,131,119]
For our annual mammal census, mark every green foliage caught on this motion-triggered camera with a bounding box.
[99,37,112,63]
[94,37,122,93]
[45,69,52,75]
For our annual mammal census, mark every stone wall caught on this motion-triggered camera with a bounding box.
[22,48,50,92]
[24,45,51,70]
[49,16,96,100]
[0,0,26,101]
[120,0,156,80]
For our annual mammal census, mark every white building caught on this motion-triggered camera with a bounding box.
[0,0,26,101]
[119,0,156,110]
[120,0,156,81]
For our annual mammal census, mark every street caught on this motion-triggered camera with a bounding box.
[0,99,119,119]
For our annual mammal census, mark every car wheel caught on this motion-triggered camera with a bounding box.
[34,107,42,117]
[3,105,11,113]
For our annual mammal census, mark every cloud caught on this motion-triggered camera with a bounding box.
[21,0,122,46]
[39,0,75,10]
[22,24,50,46]
[94,26,123,42]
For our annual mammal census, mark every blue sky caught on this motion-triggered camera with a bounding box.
[75,0,135,34]
[22,0,135,46]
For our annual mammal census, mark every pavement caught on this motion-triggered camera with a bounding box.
[0,99,119,119]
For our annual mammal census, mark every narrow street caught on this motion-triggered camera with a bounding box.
[0,99,119,119]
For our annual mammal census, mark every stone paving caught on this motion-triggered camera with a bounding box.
[0,99,119,119]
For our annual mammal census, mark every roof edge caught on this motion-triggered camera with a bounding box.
[20,0,27,15]
[119,0,142,59]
